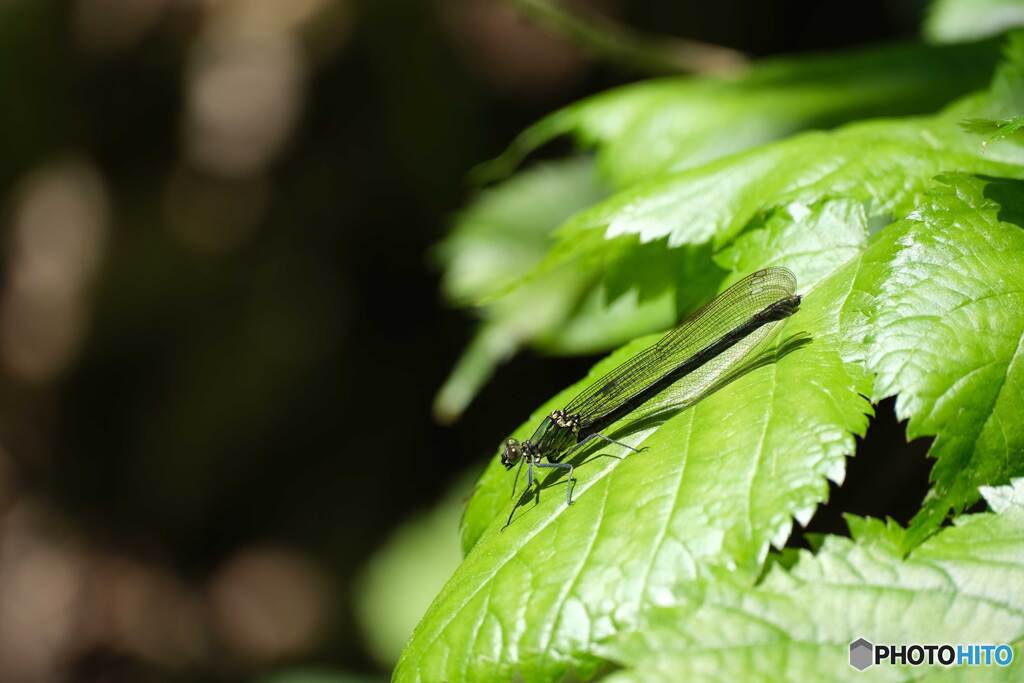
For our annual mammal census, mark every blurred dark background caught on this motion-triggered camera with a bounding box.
[0,1,932,681]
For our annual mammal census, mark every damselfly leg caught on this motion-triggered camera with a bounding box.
[510,456,526,499]
[534,461,575,505]
[561,432,641,460]
[529,433,640,505]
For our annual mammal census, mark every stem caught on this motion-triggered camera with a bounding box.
[508,0,748,75]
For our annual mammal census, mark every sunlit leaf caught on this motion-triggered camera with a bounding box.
[927,0,1024,43]
[396,259,873,682]
[856,174,1024,541]
[540,99,1024,290]
[477,41,1001,188]
[600,479,1024,683]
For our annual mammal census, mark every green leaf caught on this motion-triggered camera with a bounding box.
[962,115,1024,144]
[477,41,1001,188]
[856,174,1024,540]
[395,260,874,682]
[843,513,910,555]
[541,99,1024,291]
[714,198,869,291]
[434,261,683,422]
[958,31,1024,142]
[437,37,1015,421]
[412,32,1024,683]
[535,279,679,356]
[989,30,1024,114]
[433,159,609,421]
[434,162,721,421]
[927,0,1024,43]
[599,479,1024,683]
[437,158,605,306]
[433,266,592,423]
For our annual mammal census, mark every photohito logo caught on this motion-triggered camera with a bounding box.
[849,638,873,671]
[849,638,1014,671]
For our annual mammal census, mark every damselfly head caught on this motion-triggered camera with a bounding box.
[501,438,522,469]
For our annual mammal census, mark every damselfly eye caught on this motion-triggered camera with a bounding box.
[502,438,520,467]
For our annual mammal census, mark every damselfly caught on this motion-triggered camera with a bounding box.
[500,267,801,505]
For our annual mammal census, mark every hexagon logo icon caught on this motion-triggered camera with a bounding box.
[849,637,874,671]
